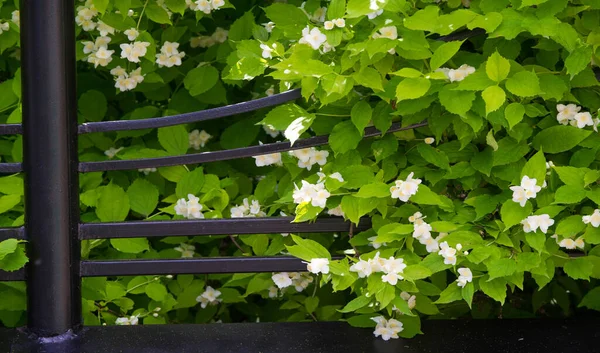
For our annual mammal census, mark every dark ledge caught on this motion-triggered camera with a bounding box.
[1,319,598,353]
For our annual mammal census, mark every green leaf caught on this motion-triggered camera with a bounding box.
[228,11,254,41]
[293,202,323,222]
[284,115,315,145]
[403,265,432,282]
[145,282,168,302]
[260,104,311,131]
[434,283,462,304]
[505,71,542,97]
[341,195,378,224]
[78,90,107,122]
[396,78,431,101]
[376,284,396,308]
[0,195,20,214]
[555,215,585,237]
[286,234,331,261]
[338,295,371,313]
[175,167,205,199]
[355,182,390,198]
[565,44,593,78]
[526,232,546,253]
[486,258,517,281]
[500,199,532,229]
[127,179,159,217]
[164,0,186,15]
[417,144,450,170]
[263,3,308,36]
[554,166,588,187]
[329,120,362,156]
[579,287,600,310]
[184,66,219,96]
[438,86,475,116]
[96,184,130,222]
[430,40,464,70]
[504,103,526,130]
[482,86,506,115]
[0,239,19,261]
[485,51,510,82]
[533,126,591,154]
[353,67,384,91]
[110,238,149,254]
[327,0,346,19]
[92,0,109,13]
[350,101,372,135]
[462,282,475,308]
[0,246,28,272]
[521,0,548,6]
[521,150,546,185]
[479,276,507,304]
[158,125,189,155]
[564,257,594,281]
[145,4,171,24]
[554,185,586,204]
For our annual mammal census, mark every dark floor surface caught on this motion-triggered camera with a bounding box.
[0,319,596,353]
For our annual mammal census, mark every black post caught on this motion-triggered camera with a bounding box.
[21,0,81,336]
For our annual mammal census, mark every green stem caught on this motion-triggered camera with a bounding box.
[137,0,149,30]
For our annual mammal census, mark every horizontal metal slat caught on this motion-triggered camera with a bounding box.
[0,124,22,135]
[80,256,318,277]
[0,227,25,242]
[78,89,302,134]
[0,268,25,281]
[79,217,371,239]
[0,163,22,173]
[78,122,427,172]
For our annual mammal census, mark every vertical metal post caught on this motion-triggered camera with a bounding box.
[21,0,81,336]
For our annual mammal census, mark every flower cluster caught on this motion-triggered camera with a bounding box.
[327,204,345,217]
[156,41,185,68]
[350,252,407,285]
[583,209,600,227]
[253,147,283,167]
[260,43,277,59]
[120,41,151,63]
[193,0,225,14]
[324,18,345,30]
[138,167,157,175]
[0,22,9,35]
[553,235,585,250]
[189,129,212,150]
[299,26,327,50]
[190,28,229,48]
[82,36,114,68]
[306,258,329,274]
[409,212,440,253]
[174,243,196,258]
[75,0,100,32]
[556,104,597,129]
[400,291,417,310]
[437,64,476,82]
[372,25,398,40]
[372,316,403,341]
[196,286,222,308]
[390,172,421,202]
[271,272,314,291]
[110,66,145,92]
[11,10,19,27]
[174,194,205,219]
[438,241,460,266]
[521,214,554,233]
[289,148,329,170]
[115,315,139,325]
[456,267,473,287]
[510,176,542,207]
[293,180,331,208]
[230,198,266,218]
[104,146,123,159]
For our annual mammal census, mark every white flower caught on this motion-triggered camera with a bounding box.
[574,112,594,129]
[196,286,222,308]
[372,316,403,341]
[374,26,398,40]
[156,41,185,67]
[104,147,123,158]
[306,258,329,274]
[115,315,139,325]
[175,194,205,219]
[290,272,314,292]
[558,237,585,250]
[211,0,225,10]
[350,259,372,278]
[424,137,435,145]
[231,198,265,218]
[89,46,114,67]
[510,175,541,207]
[408,212,425,224]
[423,237,440,253]
[189,129,212,150]
[324,21,335,30]
[212,27,228,43]
[400,291,417,310]
[11,10,19,27]
[367,9,383,19]
[329,172,344,182]
[190,36,216,48]
[253,145,283,167]
[96,21,115,36]
[556,104,581,125]
[446,64,476,82]
[268,286,278,298]
[260,43,274,59]
[138,167,157,175]
[272,272,293,289]
[263,124,279,137]
[382,257,406,274]
[381,272,401,285]
[124,28,139,41]
[196,0,212,13]
[293,180,331,208]
[174,243,196,258]
[120,41,150,63]
[521,214,554,233]
[327,204,345,217]
[456,267,473,287]
[583,209,600,228]
[390,172,422,202]
[263,22,275,32]
[438,241,457,265]
[334,18,345,28]
[413,222,432,240]
[299,26,327,50]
